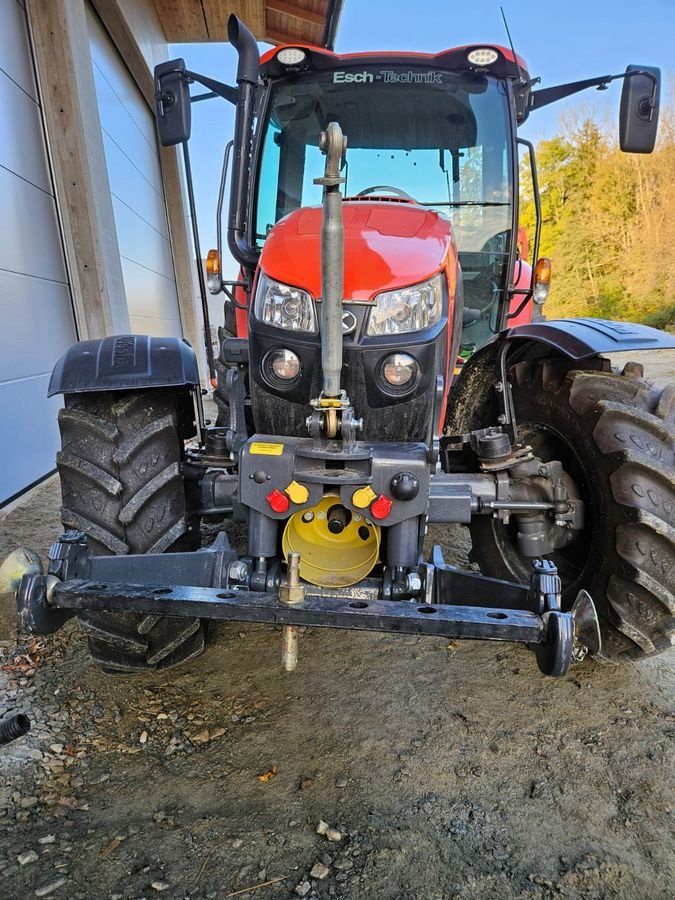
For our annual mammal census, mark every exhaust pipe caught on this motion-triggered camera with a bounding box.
[226,15,260,268]
[316,123,347,398]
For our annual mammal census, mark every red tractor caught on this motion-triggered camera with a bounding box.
[16,18,674,678]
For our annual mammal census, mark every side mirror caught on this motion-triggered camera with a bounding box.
[619,65,660,154]
[154,59,191,147]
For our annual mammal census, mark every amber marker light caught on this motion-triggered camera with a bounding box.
[206,249,222,294]
[533,258,552,306]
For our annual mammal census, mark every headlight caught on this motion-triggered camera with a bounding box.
[367,274,443,336]
[254,274,317,332]
[264,348,301,383]
[381,353,419,388]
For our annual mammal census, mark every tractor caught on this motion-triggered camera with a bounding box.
[15,17,674,677]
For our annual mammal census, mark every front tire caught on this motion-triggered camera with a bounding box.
[57,389,206,673]
[468,358,675,663]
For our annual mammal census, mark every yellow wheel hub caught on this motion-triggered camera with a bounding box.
[282,493,380,588]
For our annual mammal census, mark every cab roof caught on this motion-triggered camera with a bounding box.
[260,43,530,82]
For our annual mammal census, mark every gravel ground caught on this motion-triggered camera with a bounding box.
[0,350,673,900]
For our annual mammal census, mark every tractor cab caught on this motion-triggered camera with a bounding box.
[199,40,539,442]
[252,43,523,354]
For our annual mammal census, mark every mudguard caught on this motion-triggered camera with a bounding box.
[48,334,200,396]
[504,317,675,359]
[445,317,675,436]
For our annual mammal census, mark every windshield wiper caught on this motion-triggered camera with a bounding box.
[421,201,511,207]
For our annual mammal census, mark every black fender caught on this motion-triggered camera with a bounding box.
[445,317,675,435]
[48,334,200,396]
[504,317,675,359]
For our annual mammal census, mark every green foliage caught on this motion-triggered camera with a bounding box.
[520,100,675,325]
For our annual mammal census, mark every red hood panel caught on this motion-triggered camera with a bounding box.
[260,202,454,301]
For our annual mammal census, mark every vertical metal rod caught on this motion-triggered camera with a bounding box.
[281,551,302,672]
[182,141,216,383]
[316,123,347,399]
[281,626,300,672]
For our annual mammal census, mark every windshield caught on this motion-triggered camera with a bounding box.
[253,66,514,348]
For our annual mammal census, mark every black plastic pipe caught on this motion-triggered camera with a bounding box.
[0,713,30,746]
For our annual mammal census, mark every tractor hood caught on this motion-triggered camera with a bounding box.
[259,201,454,301]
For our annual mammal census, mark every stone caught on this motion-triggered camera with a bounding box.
[310,862,330,880]
[34,877,67,896]
[18,850,39,865]
[294,881,311,897]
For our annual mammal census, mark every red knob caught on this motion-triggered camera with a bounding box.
[370,494,393,520]
[266,489,290,513]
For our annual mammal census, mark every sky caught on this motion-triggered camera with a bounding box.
[171,0,673,278]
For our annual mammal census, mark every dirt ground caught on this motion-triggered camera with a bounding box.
[0,349,674,900]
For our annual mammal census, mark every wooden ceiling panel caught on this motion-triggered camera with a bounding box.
[153,0,333,44]
[266,8,323,45]
[152,0,209,42]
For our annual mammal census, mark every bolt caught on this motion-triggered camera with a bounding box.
[495,381,504,392]
[497,415,507,425]
[279,552,304,605]
[228,560,248,583]
[406,573,422,595]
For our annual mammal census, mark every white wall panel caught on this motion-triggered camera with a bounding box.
[0,166,68,283]
[0,1,77,503]
[102,134,168,235]
[0,271,75,382]
[0,70,52,192]
[1,0,37,99]
[121,258,182,338]
[86,5,182,339]
[93,72,164,196]
[112,198,174,278]
[0,377,64,502]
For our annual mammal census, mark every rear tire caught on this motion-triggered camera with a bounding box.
[468,358,675,663]
[57,389,206,673]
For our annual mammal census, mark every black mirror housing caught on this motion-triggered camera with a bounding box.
[619,65,660,154]
[154,59,191,146]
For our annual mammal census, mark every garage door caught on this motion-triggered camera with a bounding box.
[0,0,78,505]
[87,5,183,338]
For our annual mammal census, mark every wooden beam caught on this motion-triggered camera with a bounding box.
[265,0,325,28]
[27,0,130,339]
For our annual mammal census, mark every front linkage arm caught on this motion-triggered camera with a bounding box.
[16,529,599,678]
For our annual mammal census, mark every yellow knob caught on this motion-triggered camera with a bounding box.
[352,485,377,509]
[285,480,310,504]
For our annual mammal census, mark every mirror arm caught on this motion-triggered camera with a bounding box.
[530,69,658,118]
[184,70,238,105]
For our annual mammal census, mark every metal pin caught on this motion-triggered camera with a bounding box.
[281,625,300,672]
[281,552,303,671]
